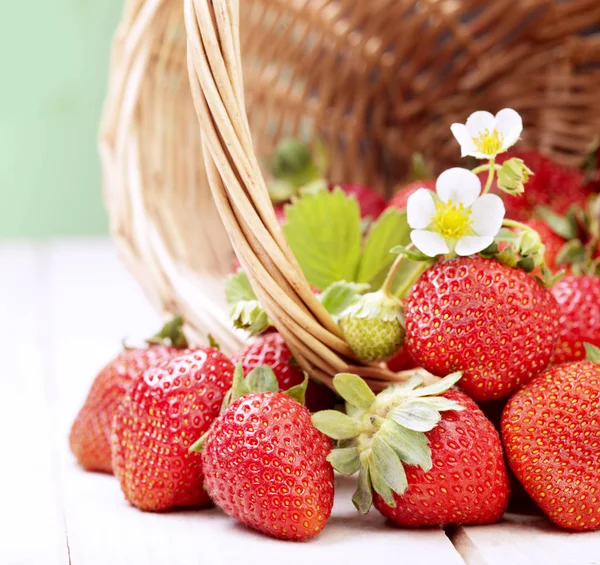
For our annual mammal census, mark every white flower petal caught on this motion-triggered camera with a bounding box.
[410,230,450,257]
[436,168,481,206]
[455,235,494,256]
[450,124,477,157]
[470,194,505,237]
[465,111,495,138]
[495,108,523,151]
[407,189,436,229]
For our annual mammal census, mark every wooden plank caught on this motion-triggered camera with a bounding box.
[47,239,464,565]
[0,243,69,565]
[453,514,600,565]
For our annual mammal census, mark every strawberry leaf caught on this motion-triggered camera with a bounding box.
[368,451,395,507]
[379,419,432,471]
[284,376,308,405]
[311,410,360,440]
[585,343,600,364]
[225,271,256,303]
[327,447,361,476]
[283,188,362,290]
[371,435,408,496]
[389,401,442,432]
[319,281,369,318]
[357,208,412,288]
[332,372,377,411]
[352,456,373,514]
[246,366,279,393]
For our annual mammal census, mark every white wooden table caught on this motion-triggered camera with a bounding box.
[1,240,598,565]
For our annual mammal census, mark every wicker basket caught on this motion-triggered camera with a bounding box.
[100,0,600,390]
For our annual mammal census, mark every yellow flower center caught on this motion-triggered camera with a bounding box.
[431,200,473,239]
[472,128,504,155]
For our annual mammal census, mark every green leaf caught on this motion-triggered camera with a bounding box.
[536,206,579,240]
[208,334,220,350]
[230,363,250,402]
[357,209,411,289]
[332,373,377,410]
[352,455,373,514]
[412,396,464,412]
[371,435,408,496]
[189,431,209,453]
[389,401,441,432]
[285,376,308,405]
[283,188,362,290]
[379,419,432,471]
[368,452,395,507]
[229,300,270,335]
[311,410,360,440]
[319,281,369,318]
[246,366,279,393]
[327,447,361,475]
[225,271,257,304]
[411,372,462,397]
[585,343,600,364]
[390,245,431,263]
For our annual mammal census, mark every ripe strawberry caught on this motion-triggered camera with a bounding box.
[502,358,600,531]
[200,372,334,540]
[339,290,405,362]
[487,150,590,221]
[69,316,189,474]
[232,332,336,412]
[111,348,234,511]
[550,275,600,364]
[312,372,509,526]
[333,183,387,220]
[388,179,436,212]
[387,344,418,372]
[405,256,559,401]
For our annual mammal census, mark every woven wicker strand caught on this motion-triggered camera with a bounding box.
[101,0,600,390]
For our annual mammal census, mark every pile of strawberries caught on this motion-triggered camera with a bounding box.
[71,110,600,541]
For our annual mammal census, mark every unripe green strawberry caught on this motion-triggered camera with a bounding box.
[339,290,405,362]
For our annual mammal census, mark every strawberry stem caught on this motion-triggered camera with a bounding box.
[481,158,496,195]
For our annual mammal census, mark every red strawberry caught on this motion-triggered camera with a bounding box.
[550,275,600,364]
[334,183,387,220]
[111,348,234,511]
[387,344,418,372]
[388,179,436,212]
[70,345,180,473]
[487,150,590,221]
[69,316,189,473]
[405,256,559,401]
[201,388,334,540]
[373,389,509,526]
[232,332,337,412]
[312,373,509,527]
[502,359,600,531]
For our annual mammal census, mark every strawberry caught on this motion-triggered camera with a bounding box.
[388,179,436,212]
[312,372,509,526]
[198,368,334,540]
[111,348,235,511]
[69,316,188,474]
[502,354,600,531]
[339,290,405,362]
[550,275,600,364]
[387,344,418,372]
[333,183,387,221]
[232,332,336,412]
[487,150,590,221]
[405,256,559,401]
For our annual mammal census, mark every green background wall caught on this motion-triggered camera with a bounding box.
[0,1,123,238]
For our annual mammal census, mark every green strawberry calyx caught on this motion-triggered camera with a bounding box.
[311,371,463,514]
[585,343,600,364]
[189,363,308,453]
[145,314,189,349]
[339,290,406,362]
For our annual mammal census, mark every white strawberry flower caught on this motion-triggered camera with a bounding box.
[407,168,505,257]
[450,109,523,159]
